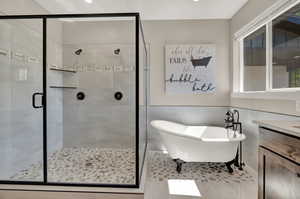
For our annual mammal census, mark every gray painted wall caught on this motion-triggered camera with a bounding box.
[144,20,231,106]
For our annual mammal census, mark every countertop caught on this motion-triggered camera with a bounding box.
[253,120,300,138]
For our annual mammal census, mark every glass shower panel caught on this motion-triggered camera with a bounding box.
[0,19,44,182]
[47,17,136,185]
[138,21,148,179]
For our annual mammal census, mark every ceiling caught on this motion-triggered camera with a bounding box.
[34,0,248,20]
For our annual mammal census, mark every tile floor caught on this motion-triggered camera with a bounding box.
[144,151,257,199]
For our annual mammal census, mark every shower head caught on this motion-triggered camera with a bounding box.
[114,48,120,55]
[75,49,83,55]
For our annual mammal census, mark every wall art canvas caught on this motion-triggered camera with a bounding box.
[165,44,216,94]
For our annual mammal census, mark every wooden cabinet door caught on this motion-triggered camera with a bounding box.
[258,147,300,199]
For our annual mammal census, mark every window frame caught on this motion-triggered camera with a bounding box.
[239,24,269,93]
[237,0,300,95]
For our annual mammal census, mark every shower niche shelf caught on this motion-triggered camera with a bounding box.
[49,86,77,89]
[50,67,77,73]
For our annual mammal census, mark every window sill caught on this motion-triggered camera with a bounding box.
[231,90,300,100]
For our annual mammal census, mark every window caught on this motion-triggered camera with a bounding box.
[272,4,300,89]
[239,2,300,92]
[289,68,300,87]
[243,26,266,91]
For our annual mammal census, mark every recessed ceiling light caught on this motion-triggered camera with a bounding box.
[85,0,93,4]
[193,0,199,2]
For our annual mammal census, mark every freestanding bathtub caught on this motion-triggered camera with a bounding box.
[151,120,246,172]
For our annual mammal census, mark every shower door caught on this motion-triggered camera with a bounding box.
[46,16,138,186]
[0,18,44,182]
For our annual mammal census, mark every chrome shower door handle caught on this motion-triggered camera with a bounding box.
[32,92,44,108]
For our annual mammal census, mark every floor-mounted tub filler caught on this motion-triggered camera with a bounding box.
[151,120,246,173]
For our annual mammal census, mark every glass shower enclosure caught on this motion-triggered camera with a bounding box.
[0,13,147,188]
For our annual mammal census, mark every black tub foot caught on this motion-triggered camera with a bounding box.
[225,160,235,173]
[173,159,184,174]
[239,162,245,170]
[176,163,182,173]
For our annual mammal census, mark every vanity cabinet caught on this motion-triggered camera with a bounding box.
[258,127,300,199]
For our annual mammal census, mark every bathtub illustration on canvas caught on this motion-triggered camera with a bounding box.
[165,44,216,94]
[190,55,212,68]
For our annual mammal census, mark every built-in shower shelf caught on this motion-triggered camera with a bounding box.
[49,86,77,89]
[50,68,77,73]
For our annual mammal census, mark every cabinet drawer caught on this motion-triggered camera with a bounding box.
[259,127,300,164]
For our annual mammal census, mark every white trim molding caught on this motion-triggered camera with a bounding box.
[231,90,300,100]
[234,0,300,40]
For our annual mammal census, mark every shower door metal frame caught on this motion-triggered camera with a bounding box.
[0,13,144,189]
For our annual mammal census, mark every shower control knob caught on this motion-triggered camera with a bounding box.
[114,91,123,101]
[76,92,85,100]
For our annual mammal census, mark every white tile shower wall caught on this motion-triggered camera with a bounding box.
[148,106,229,151]
[61,20,138,149]
[233,108,300,171]
[62,44,136,149]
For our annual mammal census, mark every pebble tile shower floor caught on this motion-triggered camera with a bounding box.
[10,148,135,184]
